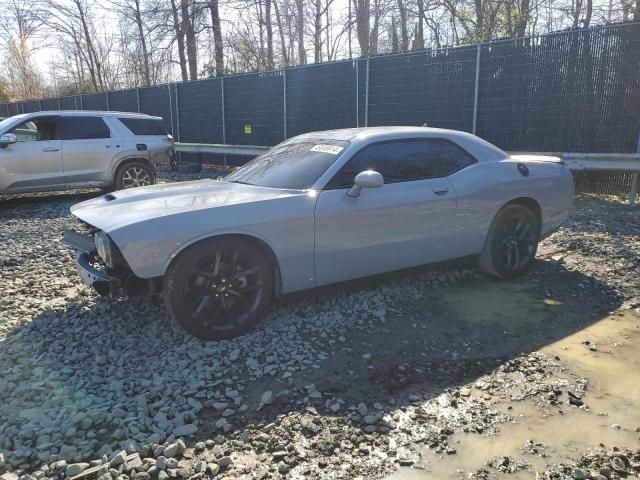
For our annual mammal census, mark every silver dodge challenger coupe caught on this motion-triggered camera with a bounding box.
[64,127,574,339]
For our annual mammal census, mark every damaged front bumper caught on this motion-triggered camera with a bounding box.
[63,230,121,296]
[63,229,160,298]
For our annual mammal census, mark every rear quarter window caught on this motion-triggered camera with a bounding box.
[118,117,167,135]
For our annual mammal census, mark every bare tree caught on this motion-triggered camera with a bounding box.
[0,0,44,100]
[209,0,225,75]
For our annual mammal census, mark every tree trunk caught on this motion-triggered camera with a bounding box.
[414,0,424,49]
[515,0,530,36]
[314,0,322,62]
[265,0,274,68]
[391,16,399,52]
[273,0,289,66]
[354,0,370,55]
[133,0,151,85]
[584,0,593,26]
[296,0,306,64]
[209,0,224,76]
[181,0,198,80]
[397,0,408,50]
[170,0,188,81]
[474,0,484,41]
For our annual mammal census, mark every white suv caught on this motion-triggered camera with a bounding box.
[0,111,174,194]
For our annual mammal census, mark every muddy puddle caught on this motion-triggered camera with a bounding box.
[388,303,640,479]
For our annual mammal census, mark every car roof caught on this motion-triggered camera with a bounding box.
[24,110,161,119]
[290,126,508,162]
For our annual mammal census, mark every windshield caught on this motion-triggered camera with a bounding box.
[224,139,350,189]
[0,114,27,133]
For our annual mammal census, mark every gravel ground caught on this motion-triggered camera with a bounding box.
[1,179,639,480]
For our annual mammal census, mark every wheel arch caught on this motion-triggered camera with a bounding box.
[111,155,156,181]
[502,197,542,232]
[166,232,283,298]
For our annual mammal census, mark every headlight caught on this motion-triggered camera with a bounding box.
[94,231,113,266]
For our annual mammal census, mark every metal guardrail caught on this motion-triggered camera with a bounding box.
[175,142,269,156]
[512,152,640,205]
[175,143,640,205]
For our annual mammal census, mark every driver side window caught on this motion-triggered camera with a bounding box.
[326,137,477,189]
[10,117,61,142]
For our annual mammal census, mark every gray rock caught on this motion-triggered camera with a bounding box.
[216,457,232,468]
[611,457,626,473]
[173,424,197,437]
[0,474,19,480]
[110,451,127,467]
[573,467,587,480]
[66,463,90,477]
[163,444,179,459]
[206,464,220,476]
[261,391,273,405]
[356,403,368,416]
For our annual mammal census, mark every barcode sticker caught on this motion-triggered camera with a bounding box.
[310,144,344,155]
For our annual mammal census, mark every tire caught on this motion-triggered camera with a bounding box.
[114,160,156,190]
[163,238,274,340]
[478,203,540,278]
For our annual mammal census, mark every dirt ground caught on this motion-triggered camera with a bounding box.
[0,179,639,480]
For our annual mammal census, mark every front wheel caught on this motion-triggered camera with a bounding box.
[478,203,540,278]
[114,161,156,190]
[163,238,273,340]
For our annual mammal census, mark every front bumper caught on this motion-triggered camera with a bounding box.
[63,230,120,296]
[74,251,121,296]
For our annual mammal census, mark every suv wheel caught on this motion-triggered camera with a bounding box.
[114,161,155,190]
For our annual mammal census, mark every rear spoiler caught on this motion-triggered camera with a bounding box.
[508,153,565,165]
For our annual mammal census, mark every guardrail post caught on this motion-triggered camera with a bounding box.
[472,43,481,135]
[355,60,359,127]
[631,134,640,206]
[364,56,370,127]
[221,77,227,167]
[39,99,42,111]
[168,84,175,137]
[79,95,84,110]
[175,84,181,142]
[105,92,110,111]
[58,98,62,110]
[136,88,141,113]
[283,69,288,140]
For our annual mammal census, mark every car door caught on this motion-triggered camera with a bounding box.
[0,116,64,191]
[61,115,122,186]
[314,137,477,286]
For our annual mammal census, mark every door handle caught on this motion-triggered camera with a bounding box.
[42,147,60,152]
[432,186,449,195]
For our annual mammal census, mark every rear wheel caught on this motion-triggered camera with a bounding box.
[114,161,155,190]
[163,238,273,340]
[478,203,540,278]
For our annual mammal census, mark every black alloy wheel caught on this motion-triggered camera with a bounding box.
[479,203,540,278]
[164,238,273,340]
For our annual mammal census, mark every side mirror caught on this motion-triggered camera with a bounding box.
[347,170,384,197]
[0,133,17,148]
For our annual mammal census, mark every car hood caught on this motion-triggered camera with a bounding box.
[70,180,306,231]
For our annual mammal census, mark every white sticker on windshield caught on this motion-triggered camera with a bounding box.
[310,144,343,155]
